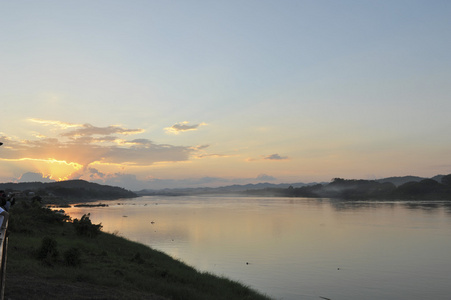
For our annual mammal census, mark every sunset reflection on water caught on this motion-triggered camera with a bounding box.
[64,196,451,300]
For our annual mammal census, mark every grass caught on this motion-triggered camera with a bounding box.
[5,200,273,300]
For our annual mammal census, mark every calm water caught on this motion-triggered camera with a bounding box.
[63,196,451,300]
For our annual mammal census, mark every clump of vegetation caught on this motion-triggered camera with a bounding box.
[64,247,82,267]
[36,236,59,263]
[8,200,70,234]
[72,213,102,237]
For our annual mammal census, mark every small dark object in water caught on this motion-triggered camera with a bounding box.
[123,215,128,218]
[319,297,331,300]
[74,203,108,207]
[151,221,155,224]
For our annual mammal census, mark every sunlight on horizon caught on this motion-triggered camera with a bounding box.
[6,157,84,181]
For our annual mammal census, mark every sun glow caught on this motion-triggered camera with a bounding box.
[1,157,84,181]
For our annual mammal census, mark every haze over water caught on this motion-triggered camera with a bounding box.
[64,196,451,300]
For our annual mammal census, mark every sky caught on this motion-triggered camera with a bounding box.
[1,1,451,190]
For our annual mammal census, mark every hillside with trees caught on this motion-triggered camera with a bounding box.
[0,180,137,203]
[244,174,451,200]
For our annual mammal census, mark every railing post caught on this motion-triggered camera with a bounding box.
[0,223,8,300]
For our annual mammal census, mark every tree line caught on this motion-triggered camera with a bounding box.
[244,174,451,200]
[0,179,137,201]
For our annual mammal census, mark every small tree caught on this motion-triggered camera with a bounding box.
[73,213,102,237]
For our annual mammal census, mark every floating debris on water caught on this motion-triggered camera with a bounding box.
[74,203,109,207]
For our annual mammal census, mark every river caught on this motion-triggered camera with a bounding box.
[63,196,451,300]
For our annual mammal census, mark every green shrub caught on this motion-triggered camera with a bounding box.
[72,213,102,237]
[9,201,70,234]
[64,247,82,267]
[37,236,59,261]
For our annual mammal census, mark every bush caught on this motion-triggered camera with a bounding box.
[37,236,59,262]
[72,213,102,237]
[64,247,82,267]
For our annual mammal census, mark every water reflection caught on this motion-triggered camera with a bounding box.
[328,200,397,211]
[403,202,441,211]
[325,199,451,214]
[63,196,451,300]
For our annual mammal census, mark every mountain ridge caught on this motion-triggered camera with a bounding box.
[136,175,447,196]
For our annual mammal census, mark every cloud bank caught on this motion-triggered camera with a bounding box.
[1,119,206,182]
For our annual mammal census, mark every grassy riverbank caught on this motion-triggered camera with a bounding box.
[5,200,272,300]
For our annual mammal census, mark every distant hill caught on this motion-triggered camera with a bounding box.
[136,174,451,199]
[376,175,448,186]
[244,175,451,200]
[2,174,449,201]
[136,181,326,196]
[375,176,426,186]
[0,179,137,202]
[431,174,445,183]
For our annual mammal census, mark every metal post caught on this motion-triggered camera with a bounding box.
[0,224,8,300]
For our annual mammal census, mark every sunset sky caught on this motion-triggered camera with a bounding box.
[1,1,450,190]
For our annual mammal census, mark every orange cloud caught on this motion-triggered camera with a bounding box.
[164,121,207,135]
[28,118,81,129]
[1,120,208,181]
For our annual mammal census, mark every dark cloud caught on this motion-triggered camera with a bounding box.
[19,172,55,183]
[173,123,198,131]
[126,139,154,146]
[62,124,143,137]
[88,168,105,179]
[264,153,288,160]
[92,173,143,191]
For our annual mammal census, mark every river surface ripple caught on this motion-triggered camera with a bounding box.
[63,196,451,300]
